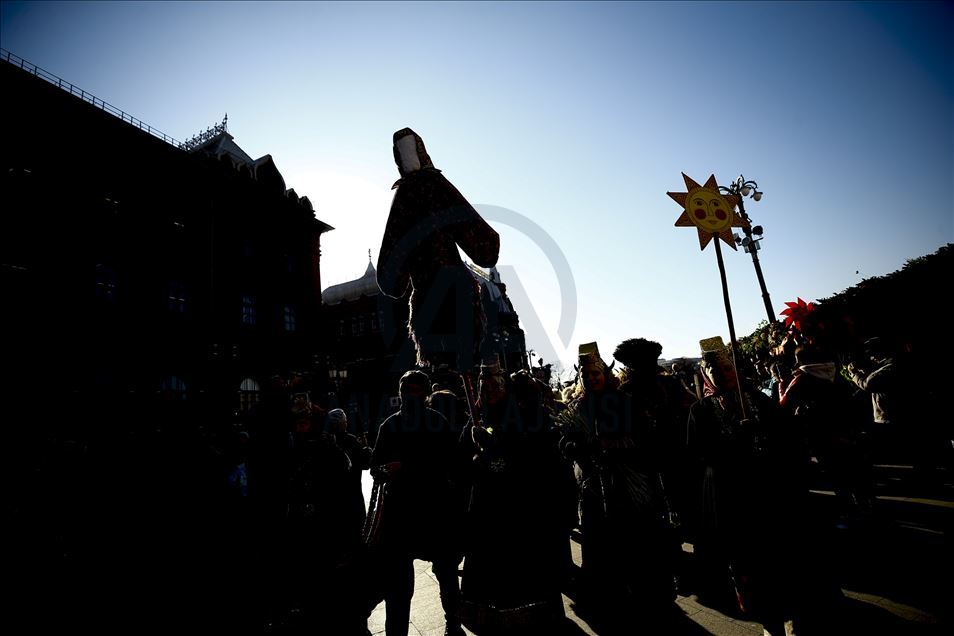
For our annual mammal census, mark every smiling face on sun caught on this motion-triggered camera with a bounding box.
[668,173,745,251]
[688,188,732,232]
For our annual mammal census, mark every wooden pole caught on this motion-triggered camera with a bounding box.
[713,235,747,420]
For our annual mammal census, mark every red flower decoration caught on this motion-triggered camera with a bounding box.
[780,297,815,332]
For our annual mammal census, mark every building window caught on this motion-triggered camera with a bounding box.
[285,254,295,274]
[242,295,256,326]
[160,375,187,400]
[351,319,359,336]
[337,320,346,337]
[371,312,380,332]
[283,305,296,332]
[168,280,186,315]
[95,263,117,301]
[238,377,261,413]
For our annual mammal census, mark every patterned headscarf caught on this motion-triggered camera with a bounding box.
[392,128,437,181]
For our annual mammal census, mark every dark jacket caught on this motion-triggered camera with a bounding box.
[371,403,461,557]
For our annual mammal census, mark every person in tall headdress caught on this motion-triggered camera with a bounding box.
[377,128,499,372]
[557,343,676,622]
[613,337,695,603]
[687,337,832,635]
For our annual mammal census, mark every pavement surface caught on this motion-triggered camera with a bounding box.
[362,466,951,635]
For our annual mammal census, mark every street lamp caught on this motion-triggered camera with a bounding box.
[720,175,775,324]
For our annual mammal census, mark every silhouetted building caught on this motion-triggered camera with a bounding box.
[470,263,528,373]
[321,258,411,430]
[1,51,333,429]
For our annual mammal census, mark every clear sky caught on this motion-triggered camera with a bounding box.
[3,1,951,372]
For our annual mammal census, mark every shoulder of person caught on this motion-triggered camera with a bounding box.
[426,406,449,423]
[690,394,718,413]
[378,412,400,431]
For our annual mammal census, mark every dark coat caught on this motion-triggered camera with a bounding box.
[371,404,462,558]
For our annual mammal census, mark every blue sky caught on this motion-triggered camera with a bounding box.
[2,1,951,370]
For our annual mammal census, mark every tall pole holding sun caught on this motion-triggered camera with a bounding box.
[668,172,747,364]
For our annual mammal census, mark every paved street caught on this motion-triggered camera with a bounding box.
[366,544,769,636]
[362,468,951,635]
[366,537,946,636]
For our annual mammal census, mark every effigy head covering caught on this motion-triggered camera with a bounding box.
[393,127,436,178]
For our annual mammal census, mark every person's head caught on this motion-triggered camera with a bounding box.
[577,342,613,394]
[613,338,663,377]
[326,408,348,434]
[288,372,308,391]
[863,337,890,364]
[479,360,507,407]
[701,349,738,392]
[510,370,541,409]
[794,344,823,367]
[290,391,313,433]
[399,370,430,407]
[426,390,460,427]
[265,374,286,395]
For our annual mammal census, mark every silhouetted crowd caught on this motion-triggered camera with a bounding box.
[7,332,950,636]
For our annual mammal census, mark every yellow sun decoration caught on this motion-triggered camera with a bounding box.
[669,173,746,250]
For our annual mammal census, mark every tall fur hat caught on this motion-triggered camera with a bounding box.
[613,338,663,371]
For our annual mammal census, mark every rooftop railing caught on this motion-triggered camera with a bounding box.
[1,48,182,148]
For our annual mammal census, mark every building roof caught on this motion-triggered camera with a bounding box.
[191,130,286,187]
[467,263,514,315]
[187,126,334,233]
[322,261,380,305]
[322,260,517,313]
[194,130,255,166]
